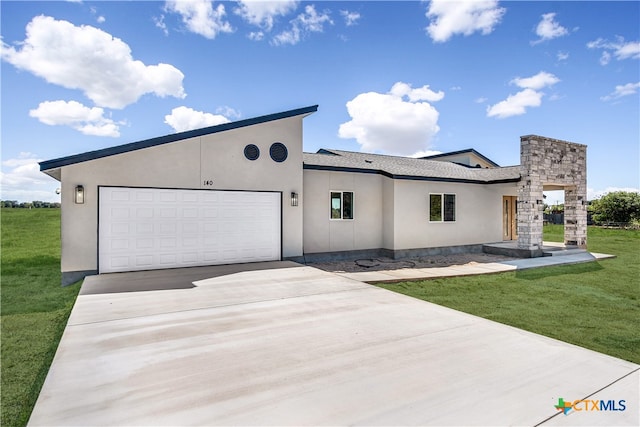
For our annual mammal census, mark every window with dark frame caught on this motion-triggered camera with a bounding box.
[330,191,354,220]
[430,193,456,222]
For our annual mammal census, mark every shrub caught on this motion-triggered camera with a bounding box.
[591,191,640,224]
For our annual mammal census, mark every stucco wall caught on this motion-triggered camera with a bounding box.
[59,116,304,275]
[391,181,517,249]
[303,169,518,253]
[382,177,395,249]
[302,170,383,253]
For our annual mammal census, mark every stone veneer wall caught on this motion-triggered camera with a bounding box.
[518,135,587,249]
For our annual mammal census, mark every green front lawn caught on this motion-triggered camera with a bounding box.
[378,226,640,364]
[1,209,80,427]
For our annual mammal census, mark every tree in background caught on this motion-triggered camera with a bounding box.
[0,201,60,208]
[590,191,640,224]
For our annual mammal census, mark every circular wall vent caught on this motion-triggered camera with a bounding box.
[244,144,260,161]
[269,142,288,163]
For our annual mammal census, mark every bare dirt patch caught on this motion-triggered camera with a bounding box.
[308,253,517,273]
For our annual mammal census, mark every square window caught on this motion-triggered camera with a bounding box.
[430,193,455,222]
[330,191,354,220]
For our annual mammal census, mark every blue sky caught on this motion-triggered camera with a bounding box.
[1,1,638,203]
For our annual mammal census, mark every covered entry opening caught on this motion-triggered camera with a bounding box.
[98,187,282,273]
[542,185,586,246]
[518,136,587,250]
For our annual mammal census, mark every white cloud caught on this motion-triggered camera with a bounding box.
[389,82,445,102]
[340,10,360,26]
[272,27,300,45]
[487,71,559,118]
[164,106,231,132]
[272,5,332,46]
[599,51,612,65]
[248,31,264,41]
[425,0,506,43]
[588,187,640,200]
[29,100,120,137]
[2,152,40,168]
[616,41,640,60]
[165,0,233,39]
[338,82,444,156]
[531,12,567,44]
[601,82,640,101]
[486,88,543,119]
[411,150,443,158]
[0,153,60,202]
[1,15,185,109]
[587,37,640,65]
[511,71,560,90]
[154,14,169,36]
[215,105,241,120]
[90,6,106,24]
[234,0,298,31]
[557,51,569,61]
[475,97,488,104]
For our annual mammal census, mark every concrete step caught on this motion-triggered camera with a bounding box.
[542,248,588,257]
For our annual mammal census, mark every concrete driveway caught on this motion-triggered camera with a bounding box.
[29,263,638,426]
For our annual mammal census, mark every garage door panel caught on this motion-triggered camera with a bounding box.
[136,223,153,234]
[136,239,153,249]
[99,187,281,273]
[136,208,153,218]
[136,255,153,267]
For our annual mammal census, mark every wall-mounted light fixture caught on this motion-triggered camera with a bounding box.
[75,185,85,204]
[291,192,298,207]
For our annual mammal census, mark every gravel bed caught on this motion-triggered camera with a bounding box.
[308,253,517,273]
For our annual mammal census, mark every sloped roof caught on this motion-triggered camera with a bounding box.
[303,149,521,184]
[422,148,500,167]
[40,105,318,172]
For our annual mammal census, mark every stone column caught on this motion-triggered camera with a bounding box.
[517,137,544,250]
[564,189,587,247]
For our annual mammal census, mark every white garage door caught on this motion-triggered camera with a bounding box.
[99,187,281,273]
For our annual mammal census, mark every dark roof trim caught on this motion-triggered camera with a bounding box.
[40,105,318,171]
[422,148,500,167]
[316,149,339,155]
[303,164,521,184]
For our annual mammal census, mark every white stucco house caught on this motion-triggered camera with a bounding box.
[40,105,587,285]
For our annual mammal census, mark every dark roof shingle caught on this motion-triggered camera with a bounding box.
[303,149,521,183]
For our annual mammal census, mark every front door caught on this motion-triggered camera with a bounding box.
[503,196,518,240]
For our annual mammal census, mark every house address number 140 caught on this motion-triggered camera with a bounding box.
[203,180,214,186]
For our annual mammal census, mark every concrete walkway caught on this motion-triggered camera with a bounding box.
[336,251,615,283]
[29,260,637,426]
